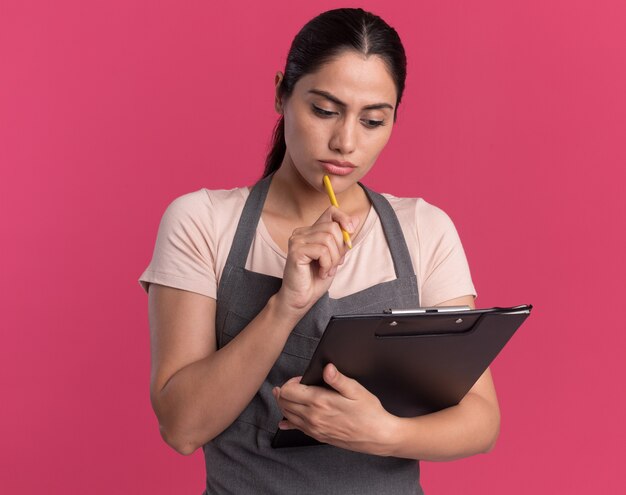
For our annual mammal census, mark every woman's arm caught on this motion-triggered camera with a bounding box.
[148,206,358,455]
[383,294,500,460]
[149,285,302,455]
[384,368,499,460]
[275,294,501,461]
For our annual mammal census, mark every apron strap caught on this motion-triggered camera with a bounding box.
[359,184,416,279]
[223,173,273,270]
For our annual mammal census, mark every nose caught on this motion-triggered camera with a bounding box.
[329,117,356,155]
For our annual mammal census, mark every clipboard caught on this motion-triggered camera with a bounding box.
[271,304,532,448]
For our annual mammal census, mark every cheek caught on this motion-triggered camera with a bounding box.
[285,114,326,155]
[359,130,393,171]
[365,128,392,156]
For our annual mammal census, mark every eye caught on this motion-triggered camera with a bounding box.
[312,104,337,117]
[361,119,386,129]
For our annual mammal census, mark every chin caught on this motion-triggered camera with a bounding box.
[288,163,324,192]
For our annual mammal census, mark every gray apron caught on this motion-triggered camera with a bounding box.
[204,174,424,495]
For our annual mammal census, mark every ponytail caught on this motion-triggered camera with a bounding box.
[263,116,286,178]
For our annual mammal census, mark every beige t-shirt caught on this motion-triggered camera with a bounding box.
[139,187,476,306]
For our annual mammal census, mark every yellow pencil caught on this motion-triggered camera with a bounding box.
[323,175,352,249]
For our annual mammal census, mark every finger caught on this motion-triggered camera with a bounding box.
[278,380,312,404]
[323,363,362,400]
[278,419,297,430]
[288,229,343,258]
[317,250,334,279]
[278,413,309,432]
[328,209,358,252]
[286,242,334,278]
[279,402,332,445]
[277,395,311,424]
[288,235,340,279]
[315,206,360,237]
[279,398,311,419]
[291,225,344,260]
[279,403,327,441]
[273,376,302,400]
[281,376,303,386]
[278,381,336,411]
[299,230,344,270]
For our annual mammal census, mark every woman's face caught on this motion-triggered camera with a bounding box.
[278,50,398,193]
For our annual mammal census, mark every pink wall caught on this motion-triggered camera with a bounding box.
[2,0,624,493]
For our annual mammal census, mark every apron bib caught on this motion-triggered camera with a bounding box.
[204,174,424,495]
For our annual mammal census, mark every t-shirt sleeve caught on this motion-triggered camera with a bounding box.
[416,200,477,307]
[138,190,217,299]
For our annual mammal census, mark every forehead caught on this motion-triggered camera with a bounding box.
[294,51,397,106]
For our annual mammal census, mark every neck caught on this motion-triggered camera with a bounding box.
[267,154,366,223]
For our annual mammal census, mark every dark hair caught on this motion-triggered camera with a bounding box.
[263,8,407,178]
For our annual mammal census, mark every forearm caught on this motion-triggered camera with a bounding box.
[383,391,501,461]
[153,294,303,454]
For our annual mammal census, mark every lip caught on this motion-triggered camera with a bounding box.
[319,160,357,176]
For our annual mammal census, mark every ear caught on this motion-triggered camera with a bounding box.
[274,71,284,114]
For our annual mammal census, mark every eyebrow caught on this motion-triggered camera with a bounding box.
[308,89,394,111]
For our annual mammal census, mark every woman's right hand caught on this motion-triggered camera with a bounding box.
[275,206,359,315]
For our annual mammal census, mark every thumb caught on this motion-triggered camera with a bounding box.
[350,215,361,232]
[323,363,360,400]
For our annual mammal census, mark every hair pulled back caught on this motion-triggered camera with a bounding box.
[263,8,407,178]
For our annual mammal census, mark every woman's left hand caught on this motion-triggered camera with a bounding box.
[272,364,396,455]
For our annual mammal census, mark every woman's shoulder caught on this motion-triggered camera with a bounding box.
[168,186,248,208]
[380,192,456,234]
[163,186,249,219]
[155,186,250,245]
[379,191,475,305]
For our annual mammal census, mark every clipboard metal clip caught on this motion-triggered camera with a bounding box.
[383,306,471,315]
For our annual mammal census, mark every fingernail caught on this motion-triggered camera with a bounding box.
[278,421,287,430]
[347,222,355,233]
[327,364,336,379]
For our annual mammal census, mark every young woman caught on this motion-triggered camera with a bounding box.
[139,8,500,494]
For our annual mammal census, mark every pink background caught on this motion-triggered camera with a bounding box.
[1,0,624,493]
